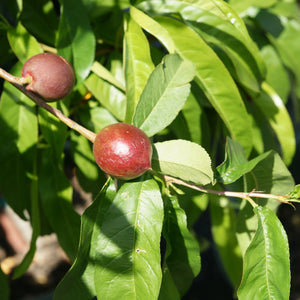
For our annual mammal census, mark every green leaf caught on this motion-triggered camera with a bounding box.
[124,15,155,123]
[84,53,126,121]
[163,195,201,296]
[0,64,38,218]
[157,16,253,156]
[287,184,300,200]
[13,158,40,279]
[152,139,213,185]
[91,61,125,92]
[236,151,295,255]
[237,206,290,300]
[132,8,253,155]
[254,82,295,166]
[260,45,290,104]
[130,6,176,53]
[0,266,9,300]
[180,87,209,145]
[7,21,43,63]
[217,137,271,184]
[38,103,68,162]
[228,0,277,14]
[210,194,242,290]
[39,148,80,261]
[79,104,117,134]
[70,131,106,196]
[262,17,300,100]
[54,179,116,300]
[133,54,195,137]
[20,0,59,45]
[139,0,266,93]
[56,0,95,83]
[92,179,164,300]
[158,267,181,300]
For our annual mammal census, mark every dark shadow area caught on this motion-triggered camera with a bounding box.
[183,209,235,300]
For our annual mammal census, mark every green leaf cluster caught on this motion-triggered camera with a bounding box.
[0,0,299,299]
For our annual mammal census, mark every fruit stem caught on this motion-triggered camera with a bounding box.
[0,68,96,143]
[0,68,32,85]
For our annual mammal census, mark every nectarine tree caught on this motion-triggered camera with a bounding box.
[0,1,300,300]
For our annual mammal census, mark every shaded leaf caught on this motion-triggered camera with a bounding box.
[133,54,195,137]
[13,159,40,279]
[54,179,115,300]
[7,21,42,63]
[38,103,68,162]
[0,266,9,300]
[20,0,58,45]
[56,0,95,83]
[162,195,201,296]
[152,139,213,185]
[70,131,106,196]
[39,148,80,262]
[238,206,290,300]
[0,64,38,218]
[158,267,181,300]
[210,194,242,290]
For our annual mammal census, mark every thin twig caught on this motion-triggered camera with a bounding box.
[163,175,291,207]
[0,68,96,143]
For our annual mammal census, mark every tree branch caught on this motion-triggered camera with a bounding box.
[0,68,96,143]
[163,175,292,207]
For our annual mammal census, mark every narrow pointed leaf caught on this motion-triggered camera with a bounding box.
[91,61,125,92]
[238,206,290,300]
[131,8,253,155]
[92,179,164,300]
[133,54,195,137]
[124,15,155,123]
[130,6,176,53]
[139,0,266,93]
[152,140,213,185]
[84,53,126,121]
[254,82,295,166]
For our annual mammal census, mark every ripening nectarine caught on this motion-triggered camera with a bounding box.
[93,123,152,180]
[22,53,75,101]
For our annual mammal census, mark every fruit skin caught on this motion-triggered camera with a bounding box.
[22,53,75,101]
[93,123,152,180]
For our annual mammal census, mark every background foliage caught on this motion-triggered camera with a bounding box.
[0,0,300,299]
